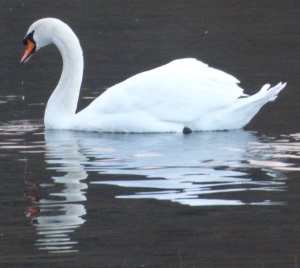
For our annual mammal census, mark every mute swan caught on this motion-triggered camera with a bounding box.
[21,18,286,133]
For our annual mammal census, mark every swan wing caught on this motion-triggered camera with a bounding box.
[82,58,244,124]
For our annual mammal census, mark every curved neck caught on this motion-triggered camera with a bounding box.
[44,26,83,129]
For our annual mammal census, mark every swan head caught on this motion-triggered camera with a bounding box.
[20,18,71,64]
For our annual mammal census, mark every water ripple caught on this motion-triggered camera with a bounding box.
[43,130,295,206]
[1,122,299,253]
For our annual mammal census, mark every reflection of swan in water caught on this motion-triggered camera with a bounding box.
[26,133,88,253]
[45,130,286,207]
[25,129,292,252]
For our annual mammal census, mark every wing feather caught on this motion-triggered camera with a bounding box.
[86,58,244,123]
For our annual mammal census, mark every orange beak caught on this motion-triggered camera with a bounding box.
[20,39,36,64]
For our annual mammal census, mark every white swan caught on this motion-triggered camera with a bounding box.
[21,18,286,133]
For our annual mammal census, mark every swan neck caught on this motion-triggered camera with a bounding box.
[45,26,83,129]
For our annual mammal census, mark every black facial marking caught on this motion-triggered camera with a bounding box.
[22,30,35,46]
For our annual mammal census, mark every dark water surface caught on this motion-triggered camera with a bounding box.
[0,1,299,267]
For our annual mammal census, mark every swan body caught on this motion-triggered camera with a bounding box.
[21,18,286,133]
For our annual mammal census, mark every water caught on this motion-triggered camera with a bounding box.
[0,1,300,267]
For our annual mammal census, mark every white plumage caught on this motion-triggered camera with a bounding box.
[21,18,286,133]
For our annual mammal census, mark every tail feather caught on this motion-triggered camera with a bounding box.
[255,82,286,102]
[192,82,286,130]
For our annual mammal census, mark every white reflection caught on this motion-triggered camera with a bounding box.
[248,133,300,171]
[45,130,290,207]
[24,129,298,253]
[26,133,88,254]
